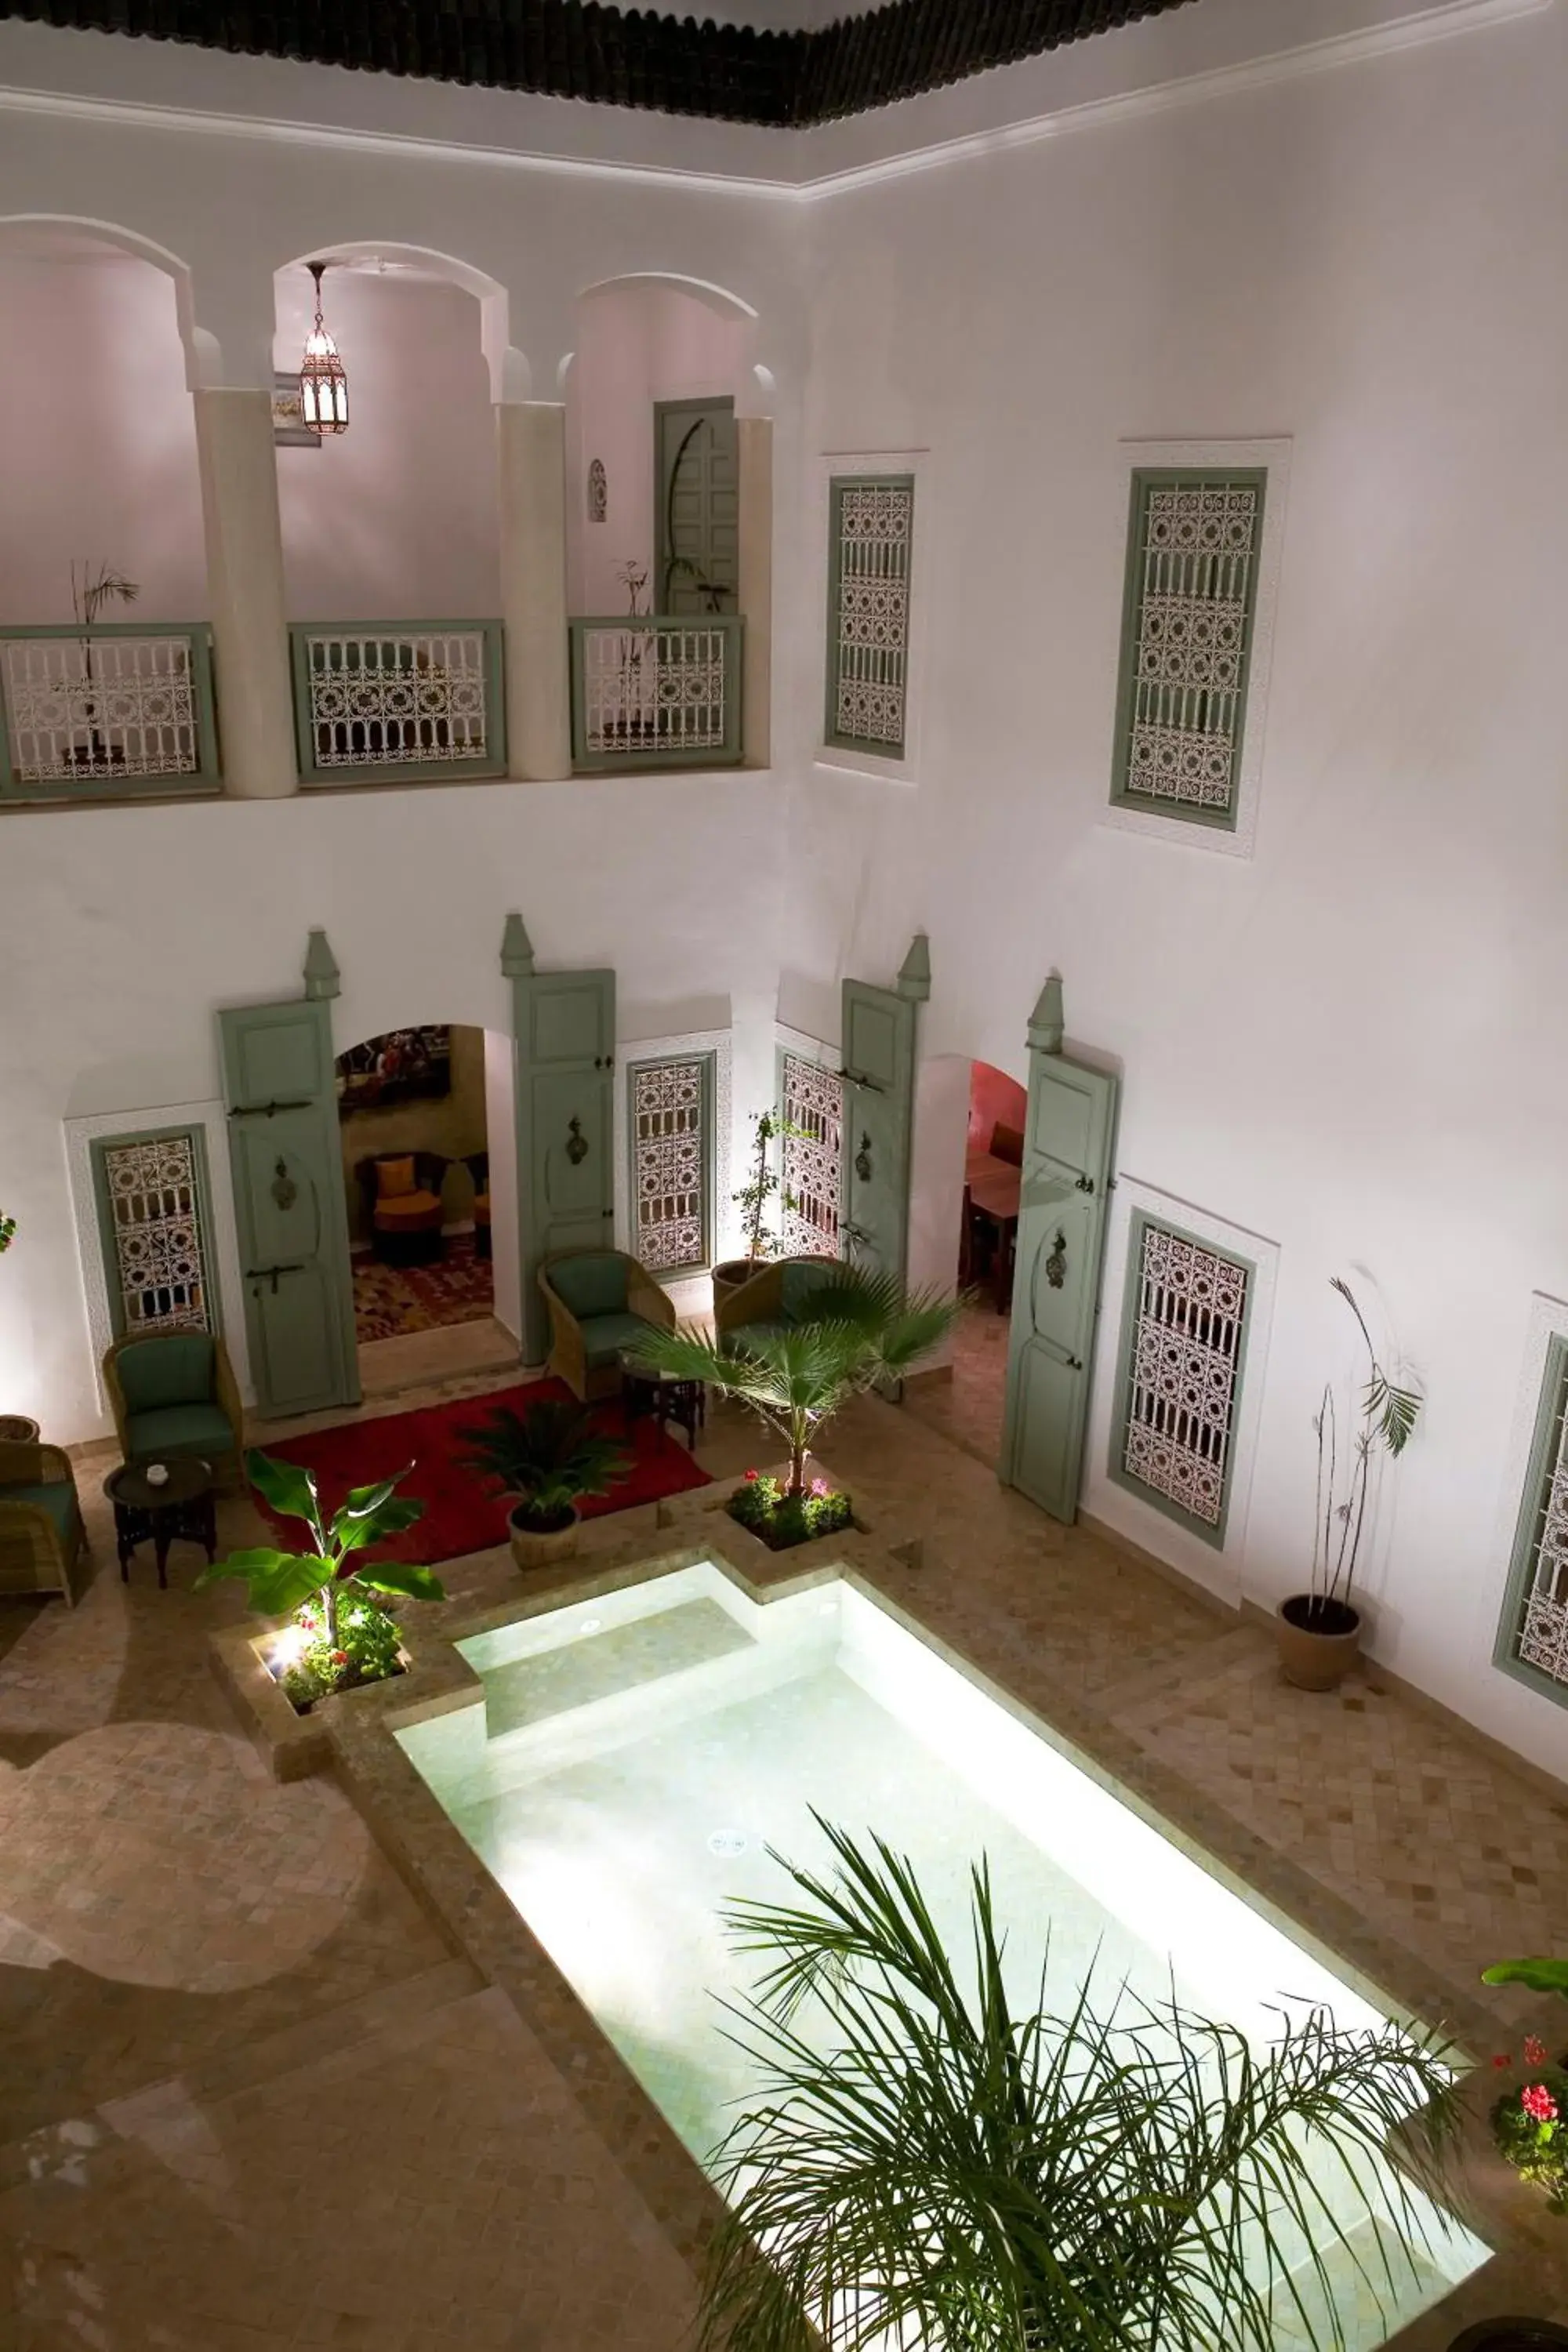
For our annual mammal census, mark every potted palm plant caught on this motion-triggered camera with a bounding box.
[699,1821,1461,2351]
[457,1397,630,1570]
[197,1450,444,1714]
[1278,1276,1422,1693]
[712,1109,796,1312]
[633,1266,956,1550]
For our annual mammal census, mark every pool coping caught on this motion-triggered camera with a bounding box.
[258,1464,1568,2340]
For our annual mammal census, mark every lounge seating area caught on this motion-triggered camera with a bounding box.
[539,1248,678,1402]
[102,1330,244,1489]
[357,1151,452,1266]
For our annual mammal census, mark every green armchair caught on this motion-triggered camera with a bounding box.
[103,1330,244,1486]
[539,1249,677,1402]
[0,1439,84,1605]
[714,1255,843,1352]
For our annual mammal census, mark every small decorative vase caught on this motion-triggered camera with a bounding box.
[0,1415,40,1445]
[1276,1595,1362,1692]
[508,1504,580,1573]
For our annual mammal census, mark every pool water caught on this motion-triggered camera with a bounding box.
[397,1562,1490,2345]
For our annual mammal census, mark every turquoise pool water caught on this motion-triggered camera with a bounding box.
[397,1562,1490,2345]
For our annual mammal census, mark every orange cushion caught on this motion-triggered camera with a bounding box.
[373,1189,443,1229]
[376,1156,417,1199]
[473,1192,491,1226]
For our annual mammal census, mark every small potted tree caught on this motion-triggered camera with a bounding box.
[1277,1277,1422,1692]
[457,1398,630,1569]
[712,1110,795,1312]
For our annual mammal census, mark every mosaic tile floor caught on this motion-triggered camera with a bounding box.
[2,1367,1567,2339]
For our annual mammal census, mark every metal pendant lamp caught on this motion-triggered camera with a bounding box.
[299,261,349,436]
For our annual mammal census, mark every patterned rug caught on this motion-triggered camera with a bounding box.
[352,1234,494,1345]
[260,1377,711,1565]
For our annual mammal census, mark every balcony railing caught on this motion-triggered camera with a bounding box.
[0,626,220,801]
[569,615,743,772]
[290,621,506,786]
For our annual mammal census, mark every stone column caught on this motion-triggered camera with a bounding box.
[736,415,774,771]
[496,401,572,782]
[191,388,298,800]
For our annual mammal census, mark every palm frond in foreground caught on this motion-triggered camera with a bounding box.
[700,1821,1460,2352]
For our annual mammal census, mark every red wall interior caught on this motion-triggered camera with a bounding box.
[967,1061,1027,1151]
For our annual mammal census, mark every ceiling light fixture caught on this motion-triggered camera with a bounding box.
[300,260,349,437]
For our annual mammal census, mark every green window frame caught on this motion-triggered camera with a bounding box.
[89,1124,220,1342]
[1494,1334,1568,1703]
[1108,1209,1255,1548]
[626,1050,717,1279]
[825,474,914,758]
[1109,467,1267,832]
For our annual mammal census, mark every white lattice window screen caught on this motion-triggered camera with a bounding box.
[830,478,913,753]
[304,631,490,768]
[100,1134,212,1338]
[632,1059,708,1272]
[781,1054,843,1258]
[1512,1348,1568,1690]
[582,624,729,757]
[2,635,201,783]
[1121,1222,1249,1530]
[1118,475,1261,815]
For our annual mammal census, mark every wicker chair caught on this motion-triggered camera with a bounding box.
[539,1249,677,1402]
[103,1330,244,1488]
[713,1255,843,1350]
[356,1151,450,1266]
[0,1439,84,1605]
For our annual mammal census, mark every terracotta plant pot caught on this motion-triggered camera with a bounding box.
[1446,2326,1568,2352]
[711,1259,753,1305]
[1276,1594,1363,1692]
[508,1503,580,1573]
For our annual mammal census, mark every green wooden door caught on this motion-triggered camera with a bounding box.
[514,964,616,1362]
[218,998,360,1419]
[655,398,739,615]
[839,977,916,1283]
[1000,995,1118,1523]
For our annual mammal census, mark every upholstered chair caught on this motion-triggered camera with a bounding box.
[538,1250,677,1401]
[357,1152,449,1266]
[102,1330,244,1486]
[0,1439,84,1605]
[464,1152,491,1262]
[713,1255,844,1351]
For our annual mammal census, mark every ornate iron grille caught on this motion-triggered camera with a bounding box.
[301,630,491,768]
[1513,1352,1568,1689]
[2,634,201,783]
[580,622,731,760]
[1122,1221,1249,1530]
[1120,476,1261,814]
[829,478,913,753]
[781,1053,843,1258]
[632,1058,707,1272]
[101,1134,211,1338]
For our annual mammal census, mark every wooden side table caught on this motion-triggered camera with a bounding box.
[104,1458,218,1589]
[619,1356,706,1450]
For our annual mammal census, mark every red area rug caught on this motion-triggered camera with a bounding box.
[261,1377,711,1566]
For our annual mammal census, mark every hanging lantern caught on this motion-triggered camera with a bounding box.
[299,261,349,436]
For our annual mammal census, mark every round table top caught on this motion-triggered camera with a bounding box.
[105,1457,214,1510]
[617,1352,695,1388]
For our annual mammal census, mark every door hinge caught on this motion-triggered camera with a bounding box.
[1074,1174,1095,1195]
[229,1099,313,1120]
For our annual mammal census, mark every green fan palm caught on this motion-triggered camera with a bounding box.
[632,1268,959,1497]
[699,1822,1461,2352]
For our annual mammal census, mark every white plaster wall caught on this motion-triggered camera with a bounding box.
[785,0,1568,1777]
[0,252,207,622]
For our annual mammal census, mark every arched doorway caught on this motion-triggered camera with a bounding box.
[906,1057,1027,1470]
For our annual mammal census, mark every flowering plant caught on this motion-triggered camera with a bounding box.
[1490,2048,1568,2210]
[728,1468,853,1554]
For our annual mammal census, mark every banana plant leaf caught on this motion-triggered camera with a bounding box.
[1482,1956,1568,1998]
[194,1547,330,1617]
[354,1561,445,1602]
[243,1447,323,1536]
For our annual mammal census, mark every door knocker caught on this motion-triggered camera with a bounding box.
[565,1116,590,1167]
[1045,1229,1068,1290]
[855,1131,874,1184]
[270,1156,298,1212]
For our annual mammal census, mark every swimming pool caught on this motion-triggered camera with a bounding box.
[397,1560,1490,2345]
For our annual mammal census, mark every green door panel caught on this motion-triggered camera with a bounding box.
[655,399,739,615]
[513,966,615,1362]
[840,976,916,1283]
[219,1000,359,1420]
[1000,1046,1118,1524]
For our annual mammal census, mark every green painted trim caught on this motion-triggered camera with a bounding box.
[568,615,744,771]
[1107,467,1267,833]
[654,395,738,615]
[1105,1206,1257,1550]
[88,1122,222,1345]
[624,1047,718,1280]
[0,622,221,801]
[289,620,507,786]
[1493,1333,1568,1706]
[824,473,914,760]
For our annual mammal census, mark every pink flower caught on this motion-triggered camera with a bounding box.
[332,1648,349,1668]
[1522,2082,1559,2125]
[1494,2053,1513,2070]
[744,1468,759,1483]
[1525,2034,1548,2070]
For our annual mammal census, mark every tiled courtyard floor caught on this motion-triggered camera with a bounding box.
[3,1359,1568,2341]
